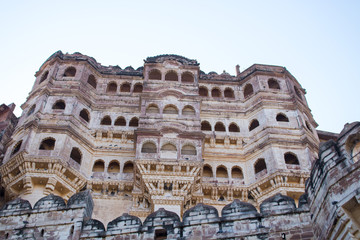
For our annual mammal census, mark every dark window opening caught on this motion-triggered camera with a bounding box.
[70,147,82,164]
[215,122,226,132]
[87,75,97,89]
[201,121,211,131]
[40,71,49,83]
[101,116,112,125]
[276,113,289,122]
[107,82,117,93]
[129,117,139,127]
[80,109,90,122]
[133,84,143,93]
[224,88,235,98]
[244,84,254,98]
[182,72,194,83]
[114,117,126,126]
[149,69,161,80]
[12,140,23,155]
[199,87,208,97]
[39,138,55,150]
[155,229,167,240]
[268,78,280,89]
[52,100,66,110]
[64,67,76,77]
[120,83,131,92]
[229,123,240,132]
[211,88,221,98]
[284,153,299,165]
[249,119,259,131]
[165,71,178,81]
[255,158,267,174]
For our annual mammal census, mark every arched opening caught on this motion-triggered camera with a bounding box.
[27,105,36,116]
[107,82,117,93]
[229,123,240,132]
[352,141,360,163]
[276,113,289,122]
[181,145,196,155]
[284,152,300,165]
[154,228,167,240]
[146,104,159,114]
[215,122,226,132]
[149,69,161,80]
[120,83,131,92]
[165,71,178,81]
[39,138,56,150]
[203,165,213,177]
[108,160,120,173]
[79,109,90,122]
[211,88,221,98]
[52,100,66,110]
[163,105,178,114]
[181,72,194,83]
[254,158,267,174]
[216,166,228,178]
[93,160,105,172]
[123,162,134,173]
[182,105,195,116]
[100,116,112,125]
[305,121,312,132]
[133,83,143,93]
[70,147,82,164]
[161,143,177,152]
[87,75,97,89]
[40,71,49,83]
[201,121,212,131]
[64,67,76,77]
[294,86,302,98]
[11,140,23,156]
[244,84,254,98]
[268,78,280,90]
[249,119,259,131]
[199,86,208,97]
[114,116,126,126]
[141,142,157,153]
[129,117,139,127]
[224,88,235,98]
[231,167,244,179]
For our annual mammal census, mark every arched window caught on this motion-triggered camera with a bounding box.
[11,140,22,156]
[211,88,221,98]
[70,147,82,164]
[254,158,267,174]
[146,104,159,114]
[129,117,139,127]
[100,116,112,125]
[27,105,36,116]
[108,160,120,173]
[93,160,105,172]
[231,167,243,179]
[305,121,312,132]
[181,144,196,155]
[79,109,90,122]
[182,105,195,116]
[352,142,360,163]
[244,84,254,98]
[149,69,161,80]
[107,82,117,93]
[161,143,177,152]
[224,88,235,98]
[141,142,157,153]
[64,67,76,77]
[284,152,299,165]
[123,161,134,173]
[201,121,212,131]
[114,116,126,126]
[133,83,143,93]
[87,75,97,89]
[52,100,66,110]
[40,71,49,83]
[216,166,228,178]
[215,122,226,132]
[181,72,194,83]
[165,71,178,81]
[229,123,240,132]
[294,86,302,98]
[249,119,259,131]
[276,113,289,122]
[120,83,131,92]
[203,165,213,177]
[163,105,178,114]
[39,138,56,150]
[199,86,208,97]
[268,78,280,90]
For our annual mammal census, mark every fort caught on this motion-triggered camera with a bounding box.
[0,51,358,239]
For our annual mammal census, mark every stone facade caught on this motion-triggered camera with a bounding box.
[0,51,358,239]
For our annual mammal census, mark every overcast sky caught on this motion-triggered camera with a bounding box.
[1,1,359,133]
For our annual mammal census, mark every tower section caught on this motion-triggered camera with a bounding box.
[131,55,203,217]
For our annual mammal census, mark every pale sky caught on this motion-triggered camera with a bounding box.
[1,1,359,133]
